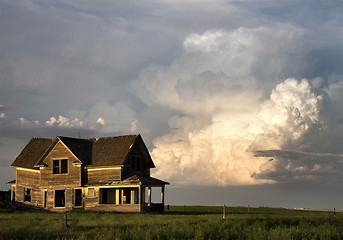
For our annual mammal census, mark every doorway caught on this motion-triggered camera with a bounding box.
[55,190,65,207]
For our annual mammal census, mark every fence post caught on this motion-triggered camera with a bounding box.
[333,208,336,218]
[248,204,250,214]
[64,213,68,227]
[223,204,226,219]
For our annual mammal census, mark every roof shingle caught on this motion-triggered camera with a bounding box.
[58,136,93,165]
[91,135,138,166]
[11,138,53,169]
[11,135,146,169]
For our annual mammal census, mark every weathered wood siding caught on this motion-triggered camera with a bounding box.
[122,142,150,179]
[15,185,40,206]
[40,141,81,187]
[15,185,25,203]
[84,187,99,208]
[15,169,42,207]
[87,169,121,184]
[16,169,40,187]
[85,203,141,212]
[44,187,74,212]
[45,188,54,209]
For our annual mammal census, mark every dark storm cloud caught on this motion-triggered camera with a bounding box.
[253,150,343,183]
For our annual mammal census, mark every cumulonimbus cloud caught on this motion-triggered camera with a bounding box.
[151,78,328,185]
[131,27,342,186]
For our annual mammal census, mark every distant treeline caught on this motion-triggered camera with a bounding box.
[0,190,11,209]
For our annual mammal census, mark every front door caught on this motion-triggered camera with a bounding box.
[55,190,65,207]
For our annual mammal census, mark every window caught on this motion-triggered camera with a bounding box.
[44,190,47,208]
[88,188,96,197]
[75,189,82,206]
[55,190,65,207]
[132,156,141,171]
[53,159,68,174]
[24,188,31,202]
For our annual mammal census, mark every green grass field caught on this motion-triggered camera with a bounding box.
[0,206,342,240]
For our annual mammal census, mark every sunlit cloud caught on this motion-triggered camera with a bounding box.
[19,117,29,125]
[44,115,84,127]
[130,119,138,133]
[96,117,105,126]
[151,78,327,185]
[130,26,343,186]
[16,115,101,130]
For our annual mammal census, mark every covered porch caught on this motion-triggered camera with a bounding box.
[94,175,169,212]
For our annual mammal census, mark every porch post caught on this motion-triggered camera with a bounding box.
[115,189,120,205]
[148,187,151,206]
[138,187,141,211]
[130,189,134,204]
[120,189,124,204]
[161,186,165,204]
[138,187,141,204]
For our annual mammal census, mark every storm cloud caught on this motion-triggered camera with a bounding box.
[136,27,342,186]
[253,150,343,183]
[1,0,343,208]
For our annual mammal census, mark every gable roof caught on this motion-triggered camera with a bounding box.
[91,135,138,166]
[11,138,53,169]
[11,135,154,169]
[58,136,93,165]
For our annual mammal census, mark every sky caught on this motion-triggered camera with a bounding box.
[1,0,343,209]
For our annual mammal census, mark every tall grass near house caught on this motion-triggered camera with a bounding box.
[0,191,10,209]
[0,207,342,239]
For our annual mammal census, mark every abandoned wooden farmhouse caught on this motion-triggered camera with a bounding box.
[7,135,169,212]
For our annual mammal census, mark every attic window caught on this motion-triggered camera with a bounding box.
[132,156,141,171]
[53,159,68,174]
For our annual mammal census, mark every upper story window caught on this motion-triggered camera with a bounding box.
[53,159,68,174]
[132,156,141,171]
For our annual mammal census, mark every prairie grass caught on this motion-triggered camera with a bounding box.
[0,206,342,240]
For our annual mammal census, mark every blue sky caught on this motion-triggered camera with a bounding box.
[1,0,343,209]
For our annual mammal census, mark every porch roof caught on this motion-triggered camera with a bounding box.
[6,180,16,185]
[86,175,170,187]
